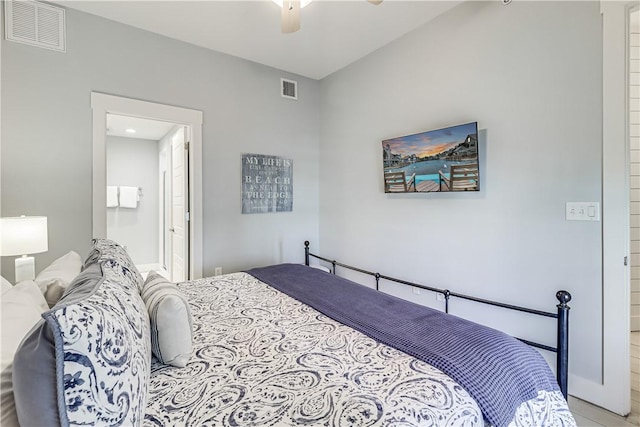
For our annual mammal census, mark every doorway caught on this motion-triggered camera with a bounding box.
[91,93,203,280]
[105,114,189,282]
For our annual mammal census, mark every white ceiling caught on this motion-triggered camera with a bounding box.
[107,114,177,140]
[56,0,461,80]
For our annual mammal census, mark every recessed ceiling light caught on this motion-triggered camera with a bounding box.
[125,128,136,134]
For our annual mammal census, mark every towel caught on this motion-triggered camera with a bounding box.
[119,186,139,209]
[107,186,118,208]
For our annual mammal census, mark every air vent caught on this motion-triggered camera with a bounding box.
[4,0,66,52]
[281,78,298,100]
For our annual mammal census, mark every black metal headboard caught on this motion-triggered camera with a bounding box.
[304,240,571,398]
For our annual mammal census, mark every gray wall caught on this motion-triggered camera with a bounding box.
[318,1,602,383]
[0,0,603,388]
[1,7,320,281]
[106,135,159,266]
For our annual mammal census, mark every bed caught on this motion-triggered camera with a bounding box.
[6,239,576,427]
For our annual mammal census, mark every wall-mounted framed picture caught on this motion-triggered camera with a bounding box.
[382,122,479,193]
[242,153,293,214]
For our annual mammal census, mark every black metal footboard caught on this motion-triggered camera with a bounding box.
[304,240,571,399]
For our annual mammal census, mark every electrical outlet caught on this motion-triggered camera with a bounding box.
[437,293,445,301]
[214,267,222,276]
[412,287,420,295]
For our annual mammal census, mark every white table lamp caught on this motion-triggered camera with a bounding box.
[0,216,48,283]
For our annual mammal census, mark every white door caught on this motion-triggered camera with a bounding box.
[591,1,632,415]
[159,145,170,273]
[170,127,188,282]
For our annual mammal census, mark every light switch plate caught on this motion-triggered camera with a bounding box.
[566,202,600,221]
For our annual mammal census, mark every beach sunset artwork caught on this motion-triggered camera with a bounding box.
[382,122,479,193]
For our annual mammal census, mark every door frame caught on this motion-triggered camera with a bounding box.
[91,92,203,279]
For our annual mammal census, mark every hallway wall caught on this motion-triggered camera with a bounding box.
[106,135,159,265]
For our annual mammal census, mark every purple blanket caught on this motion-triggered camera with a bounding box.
[246,263,560,427]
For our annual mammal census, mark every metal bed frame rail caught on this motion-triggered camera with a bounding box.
[304,241,571,398]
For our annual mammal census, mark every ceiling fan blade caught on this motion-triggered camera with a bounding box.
[367,0,383,5]
[281,0,301,33]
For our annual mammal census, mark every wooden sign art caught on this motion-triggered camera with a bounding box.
[241,153,293,214]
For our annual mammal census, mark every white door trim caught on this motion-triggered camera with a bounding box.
[572,1,632,415]
[91,92,203,279]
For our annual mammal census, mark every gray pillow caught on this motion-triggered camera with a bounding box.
[12,263,102,427]
[1,280,49,427]
[12,318,59,426]
[142,271,193,367]
[13,257,152,426]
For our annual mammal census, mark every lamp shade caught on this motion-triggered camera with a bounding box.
[0,216,48,256]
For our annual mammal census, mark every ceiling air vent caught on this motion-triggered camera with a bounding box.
[281,78,298,100]
[4,0,66,52]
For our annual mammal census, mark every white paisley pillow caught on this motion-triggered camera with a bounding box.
[52,260,151,425]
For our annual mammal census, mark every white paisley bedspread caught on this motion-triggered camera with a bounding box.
[143,273,575,427]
